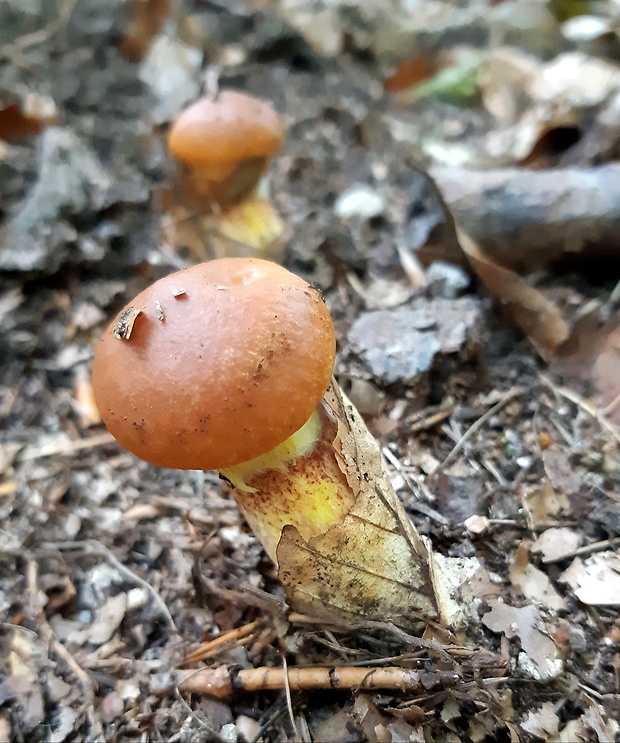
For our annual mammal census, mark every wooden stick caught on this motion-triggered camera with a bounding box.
[178,665,429,699]
[431,164,620,271]
[180,621,261,667]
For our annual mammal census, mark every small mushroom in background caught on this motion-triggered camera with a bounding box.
[165,91,286,261]
[92,258,469,628]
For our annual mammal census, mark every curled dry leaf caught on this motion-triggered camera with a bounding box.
[276,383,440,626]
[456,226,570,361]
[553,310,620,428]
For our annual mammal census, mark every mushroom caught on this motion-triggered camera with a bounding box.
[93,258,443,624]
[92,258,350,559]
[166,91,286,258]
[168,90,284,209]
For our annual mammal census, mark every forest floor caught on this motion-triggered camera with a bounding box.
[1,1,619,741]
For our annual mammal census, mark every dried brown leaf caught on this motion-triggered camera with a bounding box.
[118,0,171,62]
[552,310,620,427]
[542,445,580,496]
[594,318,620,424]
[509,541,567,611]
[456,227,569,361]
[276,383,439,627]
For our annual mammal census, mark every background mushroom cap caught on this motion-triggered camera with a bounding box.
[168,90,284,166]
[92,258,335,471]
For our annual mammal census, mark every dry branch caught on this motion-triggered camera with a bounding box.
[178,665,443,699]
[432,165,620,271]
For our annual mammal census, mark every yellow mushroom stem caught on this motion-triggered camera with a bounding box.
[220,400,356,564]
[215,194,285,253]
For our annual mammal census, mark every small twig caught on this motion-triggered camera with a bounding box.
[381,446,448,526]
[180,621,262,667]
[19,431,117,461]
[357,620,456,664]
[540,374,620,446]
[555,536,620,561]
[432,387,522,478]
[304,632,364,659]
[281,653,302,742]
[251,699,291,743]
[24,557,104,740]
[39,540,178,633]
[480,457,506,486]
[178,665,428,698]
[0,0,78,61]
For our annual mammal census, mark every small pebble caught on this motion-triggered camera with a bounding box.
[236,715,263,743]
[334,185,385,220]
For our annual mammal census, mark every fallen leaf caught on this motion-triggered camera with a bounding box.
[353,695,425,743]
[385,55,433,93]
[482,601,563,680]
[0,95,57,141]
[521,701,560,740]
[509,541,567,611]
[559,552,620,606]
[75,592,128,646]
[276,383,440,627]
[542,445,581,496]
[530,527,582,563]
[583,703,619,743]
[553,310,620,427]
[594,316,620,426]
[551,702,619,743]
[455,227,569,361]
[118,0,171,62]
[430,553,488,628]
[48,706,78,743]
[0,627,46,732]
[400,51,484,106]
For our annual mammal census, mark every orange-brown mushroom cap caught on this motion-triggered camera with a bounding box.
[168,91,284,167]
[92,258,335,471]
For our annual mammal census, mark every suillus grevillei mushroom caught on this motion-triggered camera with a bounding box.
[93,258,443,624]
[92,258,344,558]
[168,90,283,209]
[167,91,285,255]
